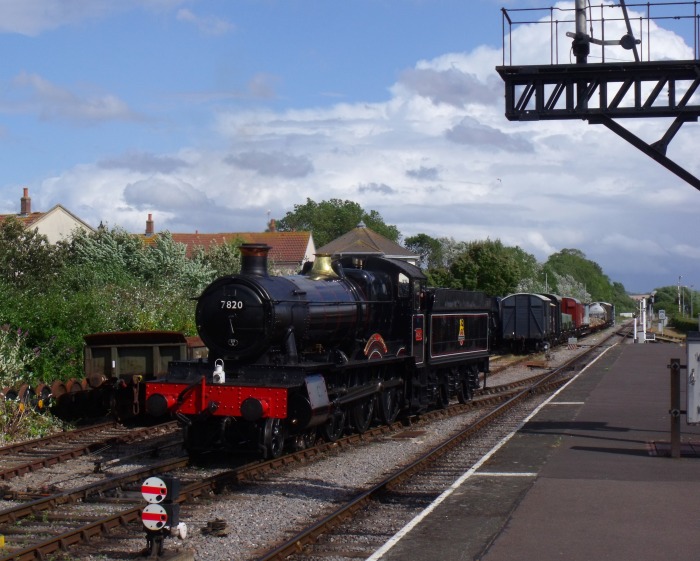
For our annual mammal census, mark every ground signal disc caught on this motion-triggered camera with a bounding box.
[141,476,168,503]
[142,503,168,530]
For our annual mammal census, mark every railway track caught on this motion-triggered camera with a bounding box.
[0,376,534,561]
[255,326,626,560]
[0,325,627,560]
[0,421,180,483]
[0,376,559,560]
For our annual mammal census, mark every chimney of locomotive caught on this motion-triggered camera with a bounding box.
[239,243,271,276]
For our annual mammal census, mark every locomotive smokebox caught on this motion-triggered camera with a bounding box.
[195,244,362,363]
[240,243,271,277]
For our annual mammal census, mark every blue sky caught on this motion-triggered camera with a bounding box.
[1,0,699,294]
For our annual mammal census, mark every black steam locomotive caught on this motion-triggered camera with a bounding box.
[145,244,491,458]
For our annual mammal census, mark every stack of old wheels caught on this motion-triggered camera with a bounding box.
[71,378,105,420]
[0,383,50,412]
[82,373,110,418]
[33,382,52,412]
[2,386,18,400]
[51,380,70,419]
[2,382,19,401]
[51,378,85,420]
[17,383,37,410]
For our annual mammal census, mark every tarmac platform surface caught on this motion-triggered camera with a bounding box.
[370,339,700,561]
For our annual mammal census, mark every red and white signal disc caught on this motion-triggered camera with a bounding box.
[142,503,168,530]
[141,476,167,504]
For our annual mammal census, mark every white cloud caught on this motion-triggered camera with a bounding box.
[225,151,314,178]
[98,151,189,174]
[29,4,700,291]
[0,0,189,36]
[9,72,139,124]
[176,8,235,36]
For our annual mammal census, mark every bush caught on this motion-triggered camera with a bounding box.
[0,399,66,445]
[670,315,700,334]
[0,324,38,389]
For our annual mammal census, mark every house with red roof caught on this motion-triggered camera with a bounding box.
[0,188,94,243]
[139,214,316,274]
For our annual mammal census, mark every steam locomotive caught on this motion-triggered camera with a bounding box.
[145,244,492,458]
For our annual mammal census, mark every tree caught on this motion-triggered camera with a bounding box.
[0,216,63,289]
[404,233,444,269]
[545,249,634,311]
[651,285,680,316]
[64,227,213,293]
[62,225,144,288]
[551,272,591,302]
[436,237,470,268]
[505,245,540,287]
[194,238,243,278]
[0,226,217,383]
[418,238,539,295]
[276,198,400,247]
[612,282,635,313]
[0,324,37,389]
[425,267,462,289]
[137,232,213,292]
[546,249,608,299]
[448,239,524,295]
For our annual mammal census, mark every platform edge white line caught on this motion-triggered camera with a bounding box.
[365,343,617,561]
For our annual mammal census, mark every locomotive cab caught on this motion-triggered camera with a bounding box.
[339,255,426,360]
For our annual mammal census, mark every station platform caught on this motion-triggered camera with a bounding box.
[370,339,700,561]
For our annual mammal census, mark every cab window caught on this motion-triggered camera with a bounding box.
[398,273,410,298]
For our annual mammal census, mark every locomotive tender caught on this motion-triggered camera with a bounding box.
[145,244,491,458]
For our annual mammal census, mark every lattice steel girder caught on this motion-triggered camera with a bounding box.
[496,60,700,121]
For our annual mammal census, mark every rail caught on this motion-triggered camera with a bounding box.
[253,326,625,560]
[0,327,624,560]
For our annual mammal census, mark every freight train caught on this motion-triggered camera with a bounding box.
[145,244,492,458]
[500,293,615,352]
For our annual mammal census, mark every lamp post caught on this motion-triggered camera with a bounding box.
[678,276,682,314]
[682,285,686,317]
[691,285,694,319]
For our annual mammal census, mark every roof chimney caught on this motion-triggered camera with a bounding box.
[20,187,31,216]
[145,213,154,236]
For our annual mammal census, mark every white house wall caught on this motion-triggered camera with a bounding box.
[32,207,93,243]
